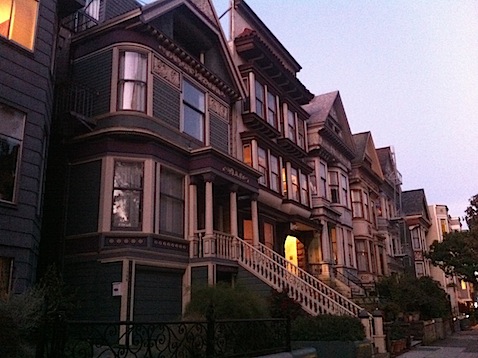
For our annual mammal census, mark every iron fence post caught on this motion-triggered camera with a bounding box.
[206,304,215,358]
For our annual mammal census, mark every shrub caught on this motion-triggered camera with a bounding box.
[291,314,366,342]
[184,283,269,319]
[268,288,304,320]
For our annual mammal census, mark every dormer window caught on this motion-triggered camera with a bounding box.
[117,51,147,112]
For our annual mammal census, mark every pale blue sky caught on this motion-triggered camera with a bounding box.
[213,0,478,222]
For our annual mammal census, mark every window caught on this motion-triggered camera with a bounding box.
[411,227,421,250]
[341,174,348,207]
[440,219,447,236]
[270,154,280,193]
[85,0,100,20]
[355,240,369,271]
[287,109,296,142]
[267,92,277,128]
[330,226,337,264]
[182,80,205,141]
[118,51,147,112]
[254,80,265,118]
[329,171,339,203]
[263,222,274,249]
[112,161,143,230]
[347,230,354,267]
[0,0,38,50]
[0,257,13,298]
[297,120,305,149]
[415,262,425,277]
[300,172,309,205]
[290,167,299,201]
[258,146,268,186]
[351,189,362,217]
[243,144,252,166]
[308,161,317,196]
[319,162,327,199]
[0,104,25,203]
[363,191,370,220]
[160,169,184,237]
[282,167,287,196]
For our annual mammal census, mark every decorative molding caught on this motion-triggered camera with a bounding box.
[222,166,250,183]
[208,96,228,119]
[152,57,180,88]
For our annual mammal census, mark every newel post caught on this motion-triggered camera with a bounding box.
[372,309,386,353]
[359,310,372,341]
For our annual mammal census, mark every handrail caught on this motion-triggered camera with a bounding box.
[333,267,366,297]
[191,231,371,318]
[236,239,367,317]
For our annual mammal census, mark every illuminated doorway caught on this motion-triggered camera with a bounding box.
[284,235,308,274]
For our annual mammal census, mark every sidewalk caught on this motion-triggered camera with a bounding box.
[397,324,478,358]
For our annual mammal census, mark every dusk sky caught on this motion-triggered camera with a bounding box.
[213,0,478,223]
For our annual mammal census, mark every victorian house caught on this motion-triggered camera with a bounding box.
[42,0,368,322]
[401,189,431,278]
[0,0,82,296]
[350,132,387,289]
[375,146,409,275]
[303,91,363,297]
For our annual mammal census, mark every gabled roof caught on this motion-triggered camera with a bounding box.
[402,189,430,220]
[352,132,384,181]
[139,0,245,99]
[231,0,301,74]
[304,91,356,158]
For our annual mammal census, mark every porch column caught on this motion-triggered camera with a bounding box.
[320,222,332,278]
[203,173,215,257]
[230,185,238,237]
[189,177,198,257]
[251,193,260,247]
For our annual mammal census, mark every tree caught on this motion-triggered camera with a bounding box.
[427,230,478,283]
[465,194,478,231]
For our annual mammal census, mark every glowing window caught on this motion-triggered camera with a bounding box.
[0,0,39,50]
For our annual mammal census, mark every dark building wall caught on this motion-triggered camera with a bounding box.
[0,0,57,293]
[64,260,122,321]
[104,0,140,21]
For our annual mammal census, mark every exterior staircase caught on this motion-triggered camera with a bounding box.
[193,232,368,317]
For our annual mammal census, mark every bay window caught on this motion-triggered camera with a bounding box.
[329,171,339,203]
[319,162,327,199]
[287,109,296,142]
[0,0,38,50]
[290,167,299,202]
[182,80,205,142]
[0,104,25,203]
[254,80,265,118]
[297,120,305,149]
[258,146,268,186]
[351,189,362,217]
[270,154,280,193]
[363,191,370,220]
[341,174,349,207]
[118,51,147,112]
[355,240,369,272]
[243,144,252,166]
[300,172,309,205]
[159,169,184,237]
[267,92,277,128]
[112,161,143,230]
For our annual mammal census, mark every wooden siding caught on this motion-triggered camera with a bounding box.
[104,0,139,21]
[153,77,180,129]
[0,0,57,293]
[134,266,183,321]
[66,160,102,236]
[64,260,122,321]
[210,113,229,153]
[72,49,112,116]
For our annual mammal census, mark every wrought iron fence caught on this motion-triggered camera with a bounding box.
[38,316,290,358]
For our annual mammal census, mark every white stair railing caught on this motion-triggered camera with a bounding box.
[234,238,366,317]
[191,232,369,318]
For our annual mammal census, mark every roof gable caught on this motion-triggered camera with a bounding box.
[304,91,356,156]
[140,0,244,99]
[352,132,384,180]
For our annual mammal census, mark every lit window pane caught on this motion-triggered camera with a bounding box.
[0,0,13,38]
[10,0,38,50]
